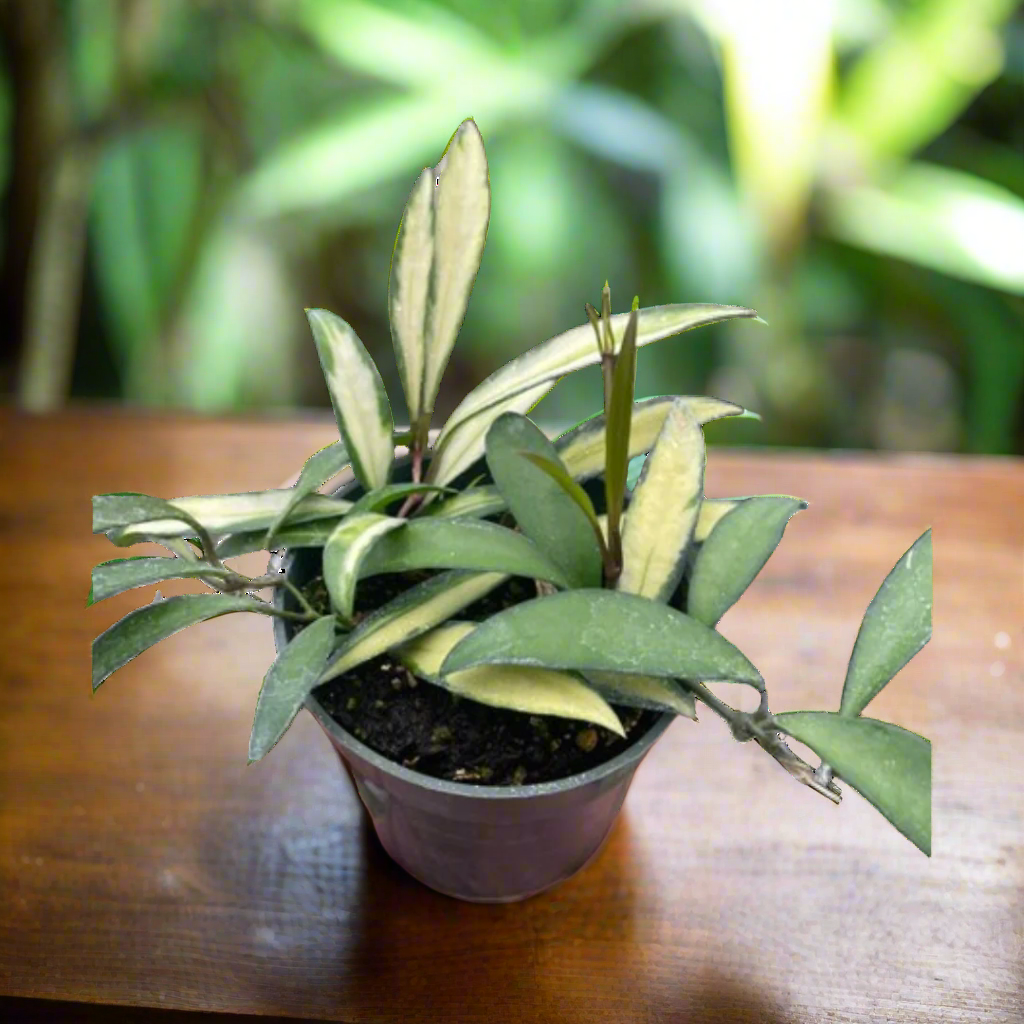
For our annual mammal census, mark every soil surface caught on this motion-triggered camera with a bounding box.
[304,572,658,786]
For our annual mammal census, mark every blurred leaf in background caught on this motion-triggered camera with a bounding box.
[1,0,1021,453]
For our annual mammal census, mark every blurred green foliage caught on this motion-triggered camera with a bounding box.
[2,0,1022,452]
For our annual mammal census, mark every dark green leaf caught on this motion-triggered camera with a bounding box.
[485,413,602,588]
[349,482,452,515]
[441,589,763,687]
[90,556,238,605]
[92,594,269,691]
[249,616,338,763]
[775,711,931,855]
[688,496,808,627]
[519,454,605,549]
[265,442,350,546]
[360,518,570,587]
[605,307,638,549]
[841,530,933,717]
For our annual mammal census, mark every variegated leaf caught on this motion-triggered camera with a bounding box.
[265,441,350,546]
[619,400,705,602]
[307,308,394,491]
[323,514,407,620]
[397,623,625,736]
[583,670,697,719]
[421,484,505,520]
[90,556,238,605]
[319,570,506,684]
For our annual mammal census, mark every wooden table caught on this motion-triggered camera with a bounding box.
[1,408,1021,1023]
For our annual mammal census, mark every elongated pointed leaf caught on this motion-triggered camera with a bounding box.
[421,485,505,521]
[389,168,433,426]
[840,531,933,717]
[433,305,759,470]
[441,589,763,686]
[90,556,238,605]
[92,594,269,691]
[217,518,345,559]
[360,517,569,586]
[93,493,209,538]
[688,496,808,627]
[605,307,639,548]
[265,442,350,546]
[556,396,750,482]
[397,623,624,735]
[695,498,742,543]
[350,482,451,515]
[249,615,337,763]
[324,514,408,620]
[775,712,931,855]
[307,308,394,490]
[619,401,705,601]
[519,454,604,543]
[108,490,349,546]
[421,119,490,418]
[583,670,697,719]
[319,570,506,684]
[486,413,602,588]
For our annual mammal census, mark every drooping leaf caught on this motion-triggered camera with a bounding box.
[319,570,507,684]
[430,305,760,485]
[420,119,490,419]
[90,556,239,605]
[265,442,350,546]
[323,514,408,620]
[556,395,751,482]
[485,413,602,588]
[519,454,604,549]
[583,670,697,719]
[93,493,210,538]
[107,489,348,546]
[397,623,624,735]
[389,168,433,428]
[619,400,705,602]
[216,518,346,559]
[359,517,569,587]
[775,712,931,856]
[840,530,933,717]
[688,496,808,627]
[420,485,506,521]
[249,616,337,763]
[604,306,639,557]
[441,589,763,687]
[92,594,269,691]
[349,482,452,515]
[306,308,394,491]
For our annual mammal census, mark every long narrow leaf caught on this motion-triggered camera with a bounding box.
[350,482,451,515]
[397,623,624,735]
[775,712,931,855]
[90,556,238,605]
[323,514,408,620]
[92,594,269,691]
[688,496,808,627]
[217,518,345,559]
[432,304,759,468]
[93,493,209,537]
[420,119,490,418]
[307,308,394,490]
[840,530,933,717]
[619,400,705,602]
[486,413,602,588]
[441,589,763,687]
[249,616,338,763]
[519,454,604,548]
[359,517,569,587]
[389,168,433,426]
[319,570,506,684]
[421,485,506,520]
[265,442,350,546]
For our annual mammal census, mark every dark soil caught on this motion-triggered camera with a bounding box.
[305,572,658,786]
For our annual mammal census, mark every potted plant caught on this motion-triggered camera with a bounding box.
[90,120,932,903]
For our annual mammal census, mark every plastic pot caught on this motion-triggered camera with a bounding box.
[268,461,673,902]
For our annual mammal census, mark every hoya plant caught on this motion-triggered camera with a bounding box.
[90,120,932,856]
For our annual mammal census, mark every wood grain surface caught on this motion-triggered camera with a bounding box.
[0,407,1021,1023]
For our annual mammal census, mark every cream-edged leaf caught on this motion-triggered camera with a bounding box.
[359,517,569,587]
[557,395,750,482]
[307,308,394,491]
[688,496,807,627]
[319,570,506,684]
[90,556,238,605]
[583,670,697,719]
[432,305,759,468]
[421,119,490,418]
[249,616,337,763]
[265,441,350,546]
[389,168,434,426]
[216,518,345,559]
[323,514,407,620]
[397,623,625,736]
[619,400,705,602]
[421,485,506,520]
[349,482,451,515]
